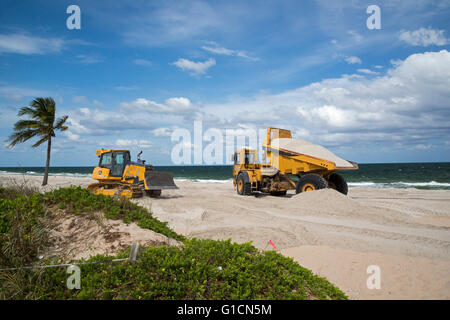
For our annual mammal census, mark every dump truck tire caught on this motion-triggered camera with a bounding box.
[237,173,251,195]
[296,174,328,193]
[327,173,348,195]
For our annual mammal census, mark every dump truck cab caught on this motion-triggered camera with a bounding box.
[233,148,257,169]
[233,148,259,195]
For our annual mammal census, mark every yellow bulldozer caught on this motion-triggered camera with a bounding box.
[232,127,358,196]
[88,149,178,199]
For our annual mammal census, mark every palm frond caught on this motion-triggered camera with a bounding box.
[31,135,50,148]
[13,120,42,131]
[30,97,56,125]
[17,106,38,118]
[7,130,39,147]
[54,115,69,131]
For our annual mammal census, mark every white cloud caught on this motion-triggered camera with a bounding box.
[133,59,152,66]
[0,33,64,55]
[399,28,448,46]
[72,96,89,104]
[172,58,215,75]
[66,117,92,135]
[120,97,196,114]
[204,50,450,150]
[357,68,378,75]
[65,131,81,141]
[121,1,225,46]
[345,56,362,64]
[347,30,363,42]
[114,139,152,149]
[151,127,175,137]
[76,54,102,64]
[201,43,259,61]
[65,95,200,141]
[165,97,193,110]
[72,96,104,107]
[92,99,104,108]
[0,86,47,101]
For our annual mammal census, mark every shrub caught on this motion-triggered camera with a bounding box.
[37,187,185,241]
[8,239,347,300]
[0,187,347,300]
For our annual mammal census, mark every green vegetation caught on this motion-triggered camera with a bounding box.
[40,187,184,241]
[0,186,347,300]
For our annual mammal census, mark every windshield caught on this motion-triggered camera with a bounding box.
[116,153,124,165]
[245,152,255,164]
[100,153,112,166]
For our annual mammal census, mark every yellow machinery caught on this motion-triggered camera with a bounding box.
[88,149,178,199]
[233,127,358,196]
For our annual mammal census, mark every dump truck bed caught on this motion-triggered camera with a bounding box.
[268,138,357,170]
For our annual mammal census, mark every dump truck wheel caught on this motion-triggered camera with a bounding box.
[237,173,251,195]
[296,174,328,193]
[327,173,348,195]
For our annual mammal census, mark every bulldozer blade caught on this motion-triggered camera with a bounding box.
[145,171,179,190]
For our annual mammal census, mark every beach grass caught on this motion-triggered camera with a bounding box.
[0,185,347,300]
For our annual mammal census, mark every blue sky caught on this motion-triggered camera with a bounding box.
[0,0,449,166]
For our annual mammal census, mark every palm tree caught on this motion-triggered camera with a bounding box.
[7,97,69,186]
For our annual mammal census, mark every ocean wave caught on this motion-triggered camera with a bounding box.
[194,179,233,184]
[391,181,450,187]
[174,178,232,183]
[51,172,92,178]
[0,170,91,178]
[348,182,378,187]
[0,170,22,175]
[348,181,450,189]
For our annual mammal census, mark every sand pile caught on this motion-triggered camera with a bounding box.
[46,210,179,261]
[288,189,367,216]
[271,138,354,168]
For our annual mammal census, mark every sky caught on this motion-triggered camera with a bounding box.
[0,0,449,166]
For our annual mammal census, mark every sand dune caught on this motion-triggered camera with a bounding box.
[1,173,449,299]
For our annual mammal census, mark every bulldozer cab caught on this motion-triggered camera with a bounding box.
[98,150,130,177]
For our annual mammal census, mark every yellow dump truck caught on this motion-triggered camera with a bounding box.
[88,149,178,198]
[232,127,358,195]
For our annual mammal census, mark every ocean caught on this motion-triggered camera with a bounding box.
[1,162,450,190]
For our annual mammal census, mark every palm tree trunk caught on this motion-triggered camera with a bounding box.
[42,136,51,186]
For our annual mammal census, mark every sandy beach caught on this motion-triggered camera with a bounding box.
[1,173,449,299]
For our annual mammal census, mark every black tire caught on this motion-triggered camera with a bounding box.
[327,173,348,195]
[296,174,328,194]
[237,173,251,195]
[270,190,287,196]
